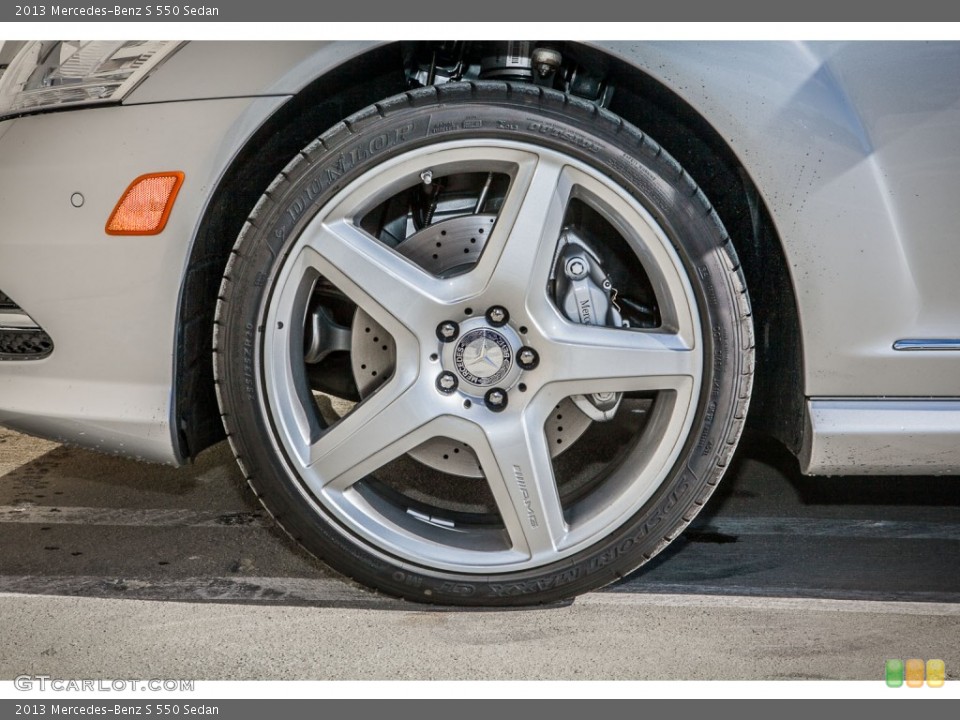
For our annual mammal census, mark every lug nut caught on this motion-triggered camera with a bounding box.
[436,320,459,342]
[565,256,588,280]
[436,371,458,394]
[517,346,540,370]
[485,388,508,411]
[486,306,509,326]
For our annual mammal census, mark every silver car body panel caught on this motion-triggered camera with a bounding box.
[1,40,959,470]
[597,41,960,398]
[0,96,287,463]
[802,399,960,475]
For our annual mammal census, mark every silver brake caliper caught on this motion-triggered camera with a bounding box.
[552,229,626,422]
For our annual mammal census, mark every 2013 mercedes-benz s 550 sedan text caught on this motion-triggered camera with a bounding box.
[1,40,958,605]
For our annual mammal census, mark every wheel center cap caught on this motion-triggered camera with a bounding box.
[454,328,513,386]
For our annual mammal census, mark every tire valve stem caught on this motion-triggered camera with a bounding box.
[419,169,439,226]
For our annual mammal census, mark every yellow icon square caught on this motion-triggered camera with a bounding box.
[927,659,945,688]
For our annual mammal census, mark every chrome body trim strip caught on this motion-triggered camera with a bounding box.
[893,339,960,351]
[0,311,40,331]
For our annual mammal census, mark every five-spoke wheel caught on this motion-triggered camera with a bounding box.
[215,83,753,605]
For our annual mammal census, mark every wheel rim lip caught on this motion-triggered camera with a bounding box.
[260,138,704,574]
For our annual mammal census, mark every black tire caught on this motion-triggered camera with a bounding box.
[214,82,754,606]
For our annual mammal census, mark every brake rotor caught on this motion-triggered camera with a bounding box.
[351,214,592,478]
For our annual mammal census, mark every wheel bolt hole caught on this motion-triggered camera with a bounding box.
[519,326,528,334]
[463,399,472,409]
[518,383,527,392]
[464,307,473,316]
[277,321,284,330]
[429,353,438,362]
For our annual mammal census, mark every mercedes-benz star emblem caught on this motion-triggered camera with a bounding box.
[454,329,513,386]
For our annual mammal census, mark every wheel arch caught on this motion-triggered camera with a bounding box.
[592,44,805,456]
[173,40,805,461]
[173,43,410,460]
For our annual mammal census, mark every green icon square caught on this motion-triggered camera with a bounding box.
[886,659,905,687]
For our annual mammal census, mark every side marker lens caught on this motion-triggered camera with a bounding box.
[106,172,184,235]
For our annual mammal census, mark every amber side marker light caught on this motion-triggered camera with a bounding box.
[105,172,184,235]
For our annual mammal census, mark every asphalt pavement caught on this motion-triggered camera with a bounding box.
[1,428,958,681]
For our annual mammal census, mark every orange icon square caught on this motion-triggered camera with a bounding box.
[905,658,925,687]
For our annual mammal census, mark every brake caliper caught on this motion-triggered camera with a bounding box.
[552,229,626,422]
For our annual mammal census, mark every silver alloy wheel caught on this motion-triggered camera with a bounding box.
[262,140,702,573]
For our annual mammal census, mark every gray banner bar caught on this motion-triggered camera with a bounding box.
[1,699,958,717]
[4,2,960,23]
